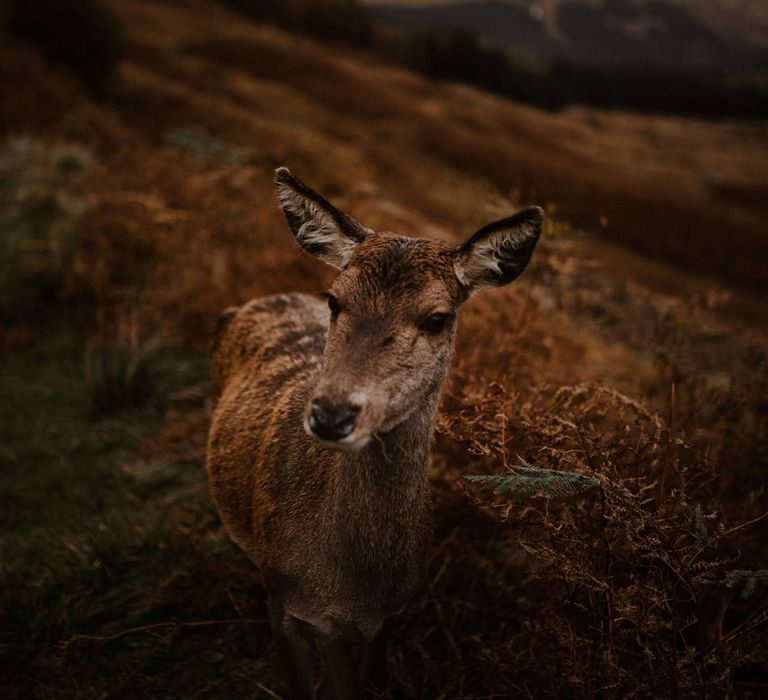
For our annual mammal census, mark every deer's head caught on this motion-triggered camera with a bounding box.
[275,168,542,450]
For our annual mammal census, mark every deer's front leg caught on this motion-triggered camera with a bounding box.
[316,631,368,700]
[269,602,316,700]
[361,620,390,695]
[314,616,389,700]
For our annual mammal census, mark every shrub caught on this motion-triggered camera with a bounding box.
[297,0,373,45]
[6,0,122,97]
[218,0,372,46]
[0,136,93,319]
[381,25,768,119]
[399,28,551,105]
[440,382,768,697]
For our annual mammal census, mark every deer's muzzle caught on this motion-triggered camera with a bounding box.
[307,398,361,442]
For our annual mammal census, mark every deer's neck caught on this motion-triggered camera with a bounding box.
[333,390,439,528]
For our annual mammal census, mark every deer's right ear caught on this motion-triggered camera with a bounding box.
[274,167,367,269]
[453,206,543,296]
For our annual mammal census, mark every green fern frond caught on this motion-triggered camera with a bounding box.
[463,463,600,501]
[725,569,768,600]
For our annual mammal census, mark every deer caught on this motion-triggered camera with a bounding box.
[206,167,543,699]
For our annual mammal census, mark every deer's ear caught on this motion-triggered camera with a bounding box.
[274,167,367,269]
[453,206,543,295]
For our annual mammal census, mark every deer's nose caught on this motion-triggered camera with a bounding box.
[308,399,360,441]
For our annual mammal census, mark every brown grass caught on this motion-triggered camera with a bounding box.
[0,0,766,697]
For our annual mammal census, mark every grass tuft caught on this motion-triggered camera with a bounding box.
[83,335,208,415]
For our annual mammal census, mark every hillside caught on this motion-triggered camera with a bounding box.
[1,0,767,697]
[98,0,768,291]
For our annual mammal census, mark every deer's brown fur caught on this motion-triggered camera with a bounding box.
[206,168,542,698]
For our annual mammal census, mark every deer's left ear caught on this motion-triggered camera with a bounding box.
[453,206,543,295]
[275,167,368,269]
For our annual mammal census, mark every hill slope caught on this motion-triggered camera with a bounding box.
[151,1,768,287]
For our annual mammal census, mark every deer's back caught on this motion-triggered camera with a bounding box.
[206,293,329,562]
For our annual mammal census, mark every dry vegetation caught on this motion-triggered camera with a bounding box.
[0,0,766,697]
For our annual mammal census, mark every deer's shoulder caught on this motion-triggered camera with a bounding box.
[210,293,328,398]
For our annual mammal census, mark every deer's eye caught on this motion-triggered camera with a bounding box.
[325,294,341,318]
[418,313,453,335]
